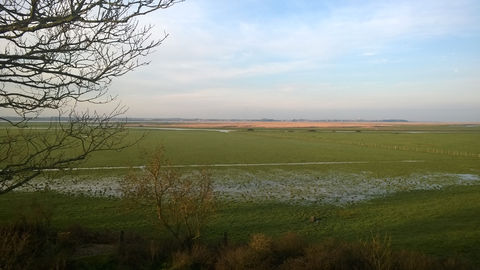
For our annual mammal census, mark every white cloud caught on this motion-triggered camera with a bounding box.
[110,0,480,121]
[141,0,478,82]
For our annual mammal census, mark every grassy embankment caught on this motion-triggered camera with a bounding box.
[1,184,479,264]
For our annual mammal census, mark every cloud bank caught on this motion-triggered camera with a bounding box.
[110,0,480,121]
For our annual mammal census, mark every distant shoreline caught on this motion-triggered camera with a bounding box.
[2,117,479,129]
[125,121,480,129]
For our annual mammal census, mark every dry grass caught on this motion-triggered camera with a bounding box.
[0,207,67,270]
[0,218,474,270]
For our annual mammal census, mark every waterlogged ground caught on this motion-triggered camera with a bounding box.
[20,169,480,205]
[6,126,480,205]
[213,170,480,204]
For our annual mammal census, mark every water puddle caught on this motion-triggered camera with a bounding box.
[19,171,480,205]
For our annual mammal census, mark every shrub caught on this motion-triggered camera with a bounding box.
[0,210,67,270]
[272,232,305,260]
[249,233,273,254]
[122,149,215,248]
[170,244,215,270]
[215,246,267,270]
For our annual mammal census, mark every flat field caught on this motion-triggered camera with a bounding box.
[86,122,480,169]
[1,122,479,263]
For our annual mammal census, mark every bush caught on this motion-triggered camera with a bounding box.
[249,233,273,254]
[0,209,67,270]
[170,244,216,270]
[215,245,271,270]
[122,149,215,248]
[272,232,305,260]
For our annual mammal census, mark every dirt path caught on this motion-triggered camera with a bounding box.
[41,160,425,171]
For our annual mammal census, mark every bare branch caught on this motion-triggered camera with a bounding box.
[1,0,179,121]
[121,149,215,246]
[0,0,178,193]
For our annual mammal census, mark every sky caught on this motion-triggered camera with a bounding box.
[110,0,480,121]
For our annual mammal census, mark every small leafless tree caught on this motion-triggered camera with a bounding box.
[0,0,180,194]
[122,149,215,246]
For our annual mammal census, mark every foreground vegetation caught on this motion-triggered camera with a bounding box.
[1,184,479,267]
[1,218,473,269]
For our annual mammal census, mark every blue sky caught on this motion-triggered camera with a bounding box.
[111,0,480,121]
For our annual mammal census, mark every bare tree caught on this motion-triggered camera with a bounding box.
[0,0,180,194]
[122,149,215,246]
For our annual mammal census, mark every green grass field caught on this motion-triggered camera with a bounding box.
[1,124,479,263]
[3,123,479,171]
[1,185,479,264]
[86,127,480,168]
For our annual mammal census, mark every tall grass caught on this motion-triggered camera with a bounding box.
[1,213,473,270]
[0,204,67,270]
